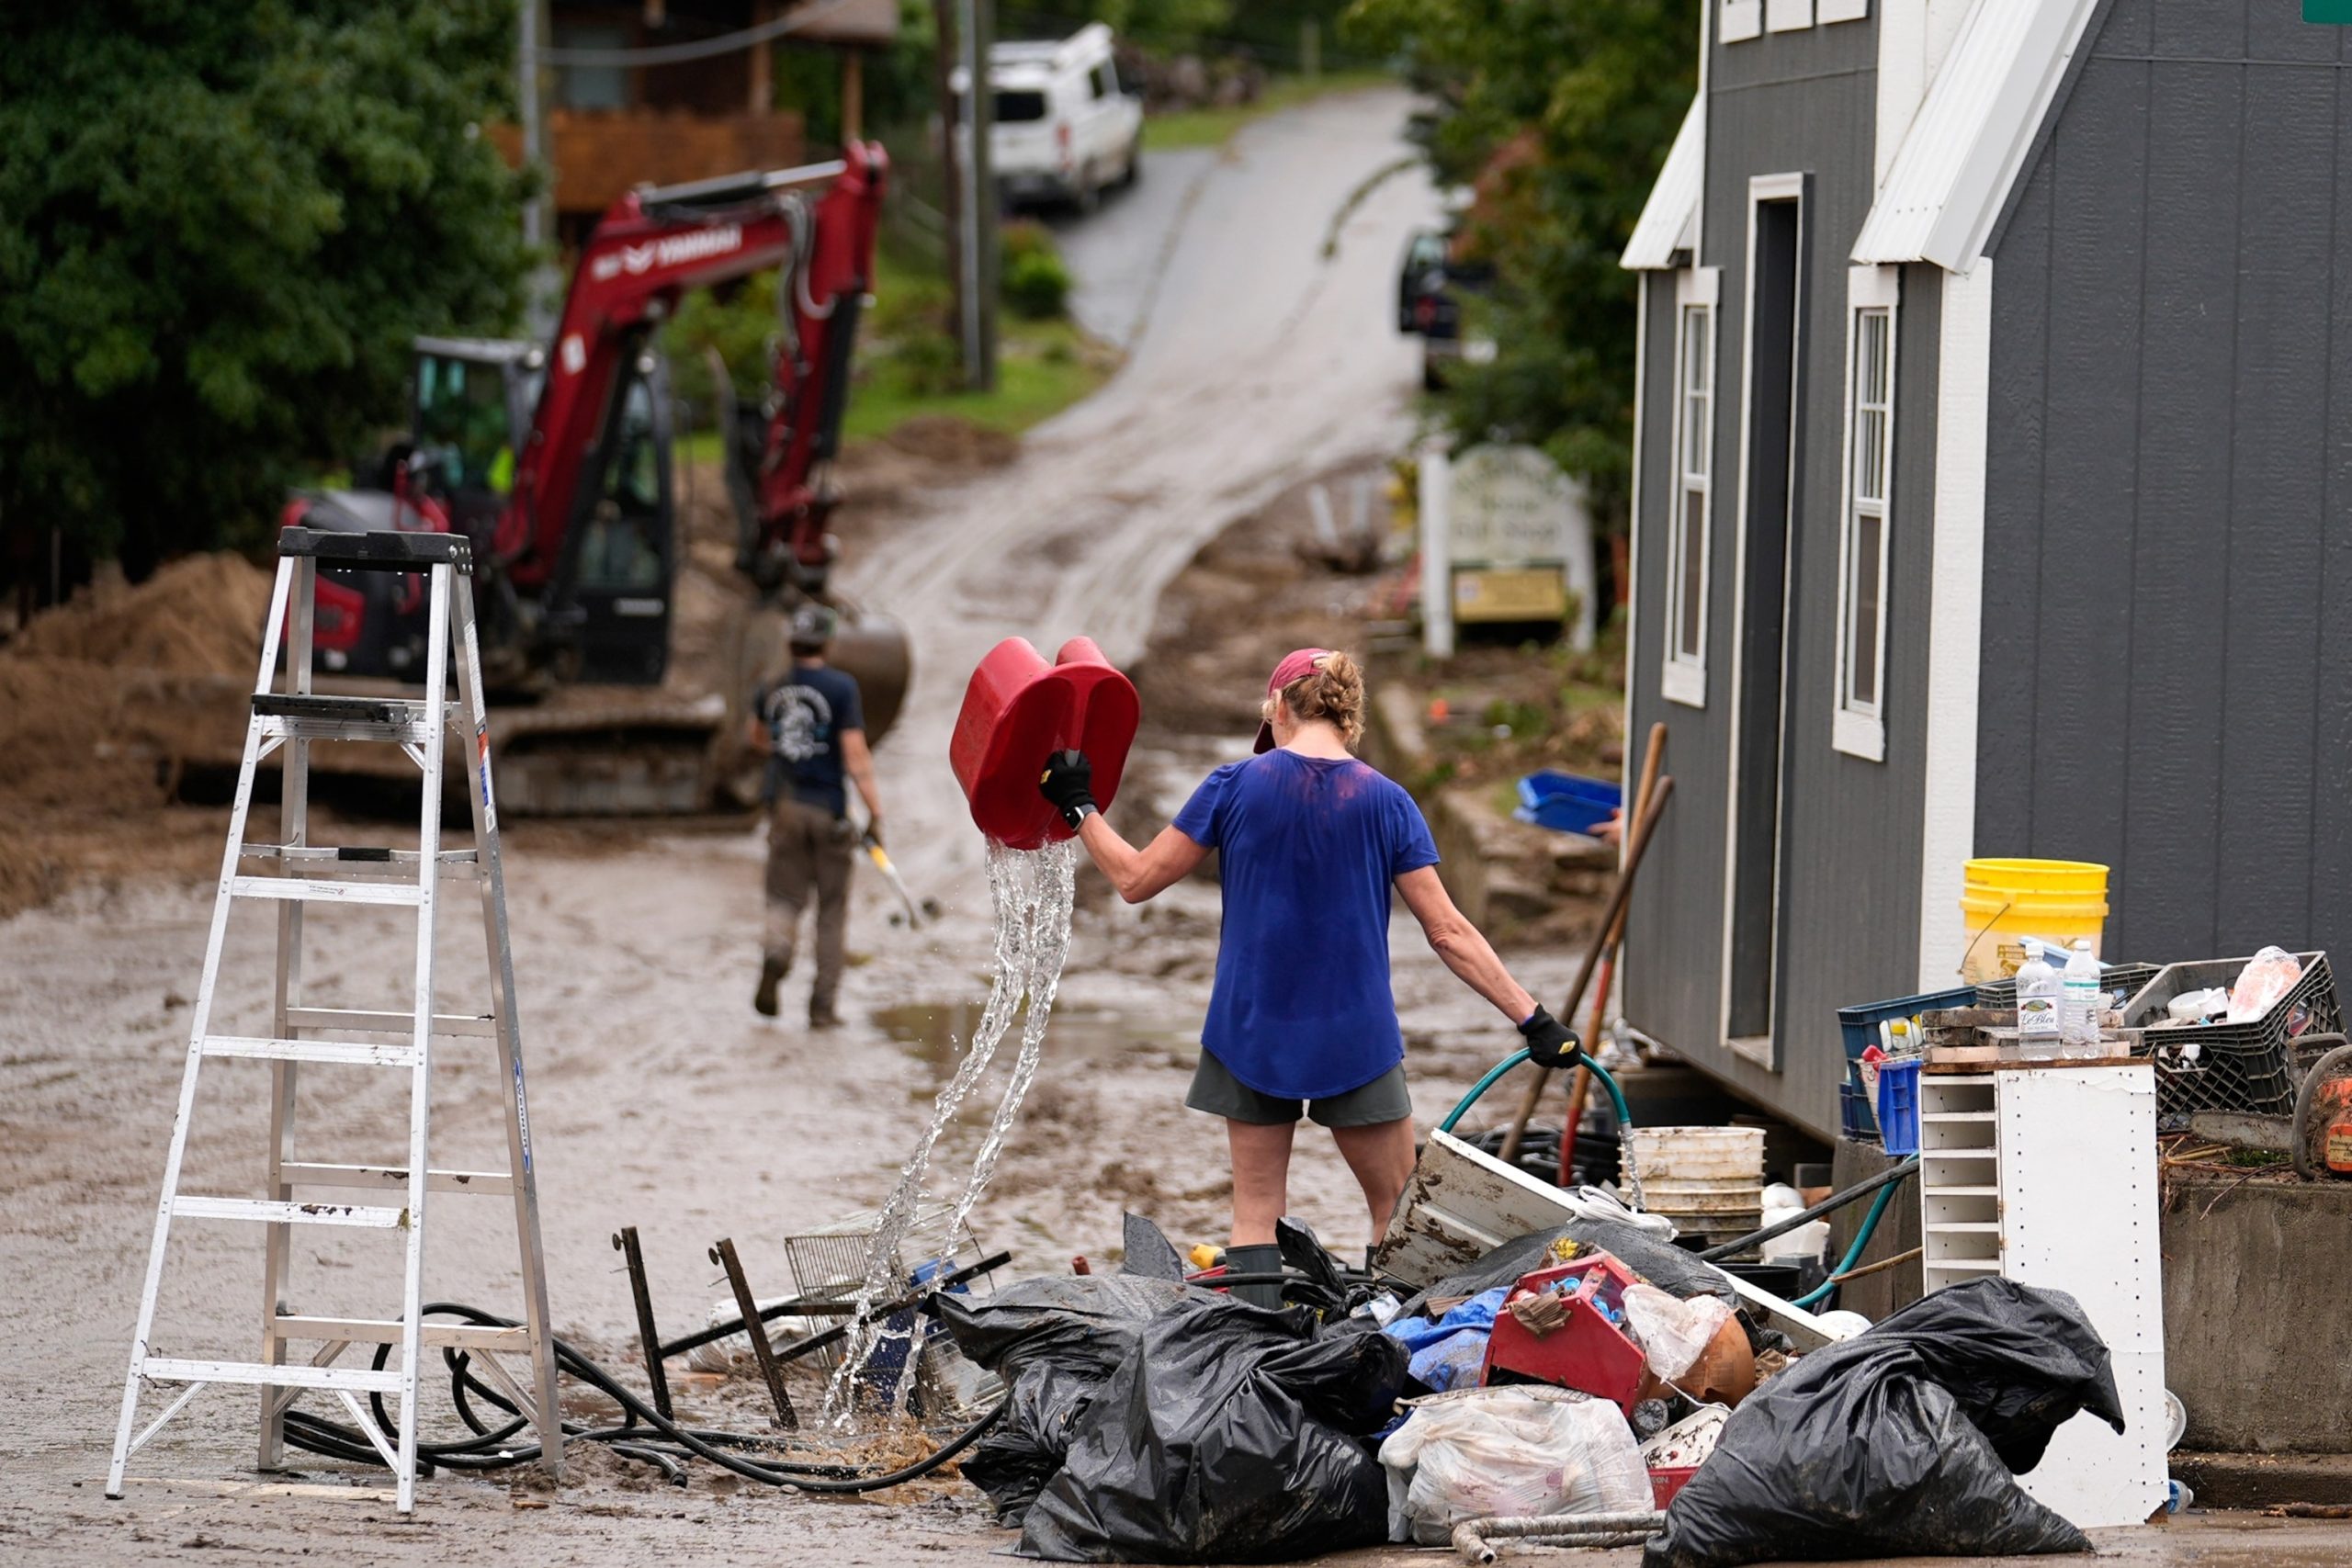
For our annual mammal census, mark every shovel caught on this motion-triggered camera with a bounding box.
[863,833,927,928]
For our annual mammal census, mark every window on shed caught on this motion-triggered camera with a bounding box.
[1836,268,1898,761]
[1664,268,1717,708]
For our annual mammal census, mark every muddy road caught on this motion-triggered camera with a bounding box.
[0,86,1525,1563]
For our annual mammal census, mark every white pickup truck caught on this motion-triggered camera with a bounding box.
[989,23,1143,213]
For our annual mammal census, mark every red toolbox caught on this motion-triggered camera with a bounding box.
[1480,1255,1647,1415]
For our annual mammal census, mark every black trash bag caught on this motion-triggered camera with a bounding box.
[1121,1211,1189,1281]
[933,1273,1196,1522]
[1019,1292,1413,1562]
[1642,1278,2126,1568]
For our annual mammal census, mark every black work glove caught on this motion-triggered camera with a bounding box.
[1039,749,1099,829]
[1518,1005,1584,1070]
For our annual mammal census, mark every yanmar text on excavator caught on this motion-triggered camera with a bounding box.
[281,144,909,815]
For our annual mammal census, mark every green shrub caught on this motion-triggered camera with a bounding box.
[882,327,964,397]
[1000,220,1072,320]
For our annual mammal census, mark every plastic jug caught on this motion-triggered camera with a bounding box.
[950,636,1139,849]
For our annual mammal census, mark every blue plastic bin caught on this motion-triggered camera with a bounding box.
[1513,771,1623,835]
[1836,987,1976,1065]
[1875,1059,1922,1156]
[1839,1071,1878,1141]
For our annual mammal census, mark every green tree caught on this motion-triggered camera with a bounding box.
[1344,0,1696,532]
[0,1,532,570]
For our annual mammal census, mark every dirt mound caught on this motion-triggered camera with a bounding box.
[7,552,273,676]
[881,415,1019,469]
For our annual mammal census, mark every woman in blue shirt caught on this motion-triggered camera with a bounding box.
[1040,648,1578,1298]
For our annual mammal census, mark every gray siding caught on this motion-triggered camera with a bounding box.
[1979,0,2352,967]
[1629,14,1939,1140]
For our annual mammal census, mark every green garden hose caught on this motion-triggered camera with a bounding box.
[1440,1047,1632,1136]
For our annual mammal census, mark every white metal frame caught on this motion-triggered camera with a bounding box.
[1719,172,1806,1069]
[1833,264,1899,762]
[107,536,560,1514]
[1664,265,1721,709]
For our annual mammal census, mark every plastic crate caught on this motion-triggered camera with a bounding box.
[1875,1060,1922,1156]
[1835,987,1971,1142]
[2119,952,2340,1119]
[1974,962,2159,1010]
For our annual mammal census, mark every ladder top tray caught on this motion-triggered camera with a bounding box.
[277,525,471,571]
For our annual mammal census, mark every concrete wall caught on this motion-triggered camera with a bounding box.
[1978,0,2352,967]
[1627,15,1942,1140]
[2162,1175,2352,1453]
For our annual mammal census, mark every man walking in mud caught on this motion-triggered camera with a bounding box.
[750,604,884,1025]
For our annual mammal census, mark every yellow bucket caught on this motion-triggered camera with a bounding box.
[1959,858,2109,982]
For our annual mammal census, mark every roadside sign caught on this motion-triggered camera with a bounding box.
[1446,445,1595,647]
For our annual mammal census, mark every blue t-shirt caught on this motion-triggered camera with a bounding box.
[756,663,865,814]
[1172,750,1441,1100]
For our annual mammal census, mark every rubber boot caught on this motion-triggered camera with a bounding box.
[753,955,786,1017]
[1225,1243,1285,1309]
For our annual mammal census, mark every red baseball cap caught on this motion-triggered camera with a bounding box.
[1252,647,1334,753]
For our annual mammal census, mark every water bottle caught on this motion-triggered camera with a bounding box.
[2062,940,2102,1056]
[2016,939,2062,1060]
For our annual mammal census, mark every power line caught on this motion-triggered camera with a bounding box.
[527,0,872,68]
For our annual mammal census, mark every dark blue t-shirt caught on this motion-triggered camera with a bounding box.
[756,663,864,815]
[1173,750,1441,1100]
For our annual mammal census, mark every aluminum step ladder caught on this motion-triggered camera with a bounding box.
[107,525,560,1511]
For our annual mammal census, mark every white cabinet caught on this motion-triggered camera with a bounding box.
[1917,1064,2167,1528]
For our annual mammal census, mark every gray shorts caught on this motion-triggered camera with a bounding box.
[1187,1050,1413,1128]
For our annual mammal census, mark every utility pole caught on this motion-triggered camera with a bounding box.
[518,0,560,334]
[956,0,998,390]
[933,0,964,377]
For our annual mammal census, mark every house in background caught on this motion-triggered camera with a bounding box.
[538,0,897,243]
[1619,0,2352,1138]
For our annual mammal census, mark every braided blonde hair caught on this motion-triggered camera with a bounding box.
[1263,649,1365,747]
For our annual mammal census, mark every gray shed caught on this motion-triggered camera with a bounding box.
[1619,0,2352,1138]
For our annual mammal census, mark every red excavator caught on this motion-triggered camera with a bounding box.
[282,143,909,812]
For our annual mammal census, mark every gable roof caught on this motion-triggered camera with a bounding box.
[1621,98,1702,271]
[1851,0,2105,272]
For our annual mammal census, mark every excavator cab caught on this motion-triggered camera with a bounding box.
[409,337,677,686]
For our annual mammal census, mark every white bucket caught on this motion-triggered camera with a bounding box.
[1625,1126,1765,1184]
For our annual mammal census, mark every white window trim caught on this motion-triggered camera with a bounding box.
[1722,0,1762,43]
[1834,265,1900,763]
[1818,0,1868,22]
[1663,266,1720,709]
[1766,0,1814,32]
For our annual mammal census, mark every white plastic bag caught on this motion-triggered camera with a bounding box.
[1623,1281,1736,1382]
[1378,1386,1652,1546]
[2228,946,2302,1022]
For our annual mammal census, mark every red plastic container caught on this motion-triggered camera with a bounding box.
[1649,1465,1699,1509]
[1479,1255,1647,1415]
[950,636,1139,849]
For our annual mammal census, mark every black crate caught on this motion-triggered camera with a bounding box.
[1973,962,2159,1011]
[2119,952,2339,1119]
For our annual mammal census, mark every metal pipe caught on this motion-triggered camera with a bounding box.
[1452,1511,1668,1564]
[709,1238,797,1429]
[611,1227,671,1420]
[656,1249,1011,1360]
[1694,1156,1919,1262]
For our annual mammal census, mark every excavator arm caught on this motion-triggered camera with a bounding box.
[504,142,887,600]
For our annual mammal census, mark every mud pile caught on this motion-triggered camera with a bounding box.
[8,552,272,676]
[0,554,268,918]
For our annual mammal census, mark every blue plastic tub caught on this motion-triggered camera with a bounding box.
[1839,1072,1879,1142]
[1514,771,1623,836]
[1876,1059,1923,1156]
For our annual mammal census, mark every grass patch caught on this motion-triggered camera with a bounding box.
[842,316,1109,442]
[1143,70,1394,151]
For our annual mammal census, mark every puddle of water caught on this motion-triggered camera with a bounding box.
[873,999,1195,1075]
